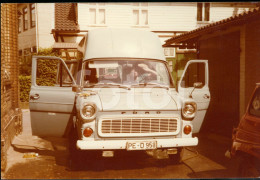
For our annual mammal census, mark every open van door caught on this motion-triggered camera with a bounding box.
[178,60,210,133]
[29,56,76,137]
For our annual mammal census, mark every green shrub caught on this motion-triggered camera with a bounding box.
[36,59,58,86]
[19,75,31,102]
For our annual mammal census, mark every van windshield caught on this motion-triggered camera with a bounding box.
[82,60,173,88]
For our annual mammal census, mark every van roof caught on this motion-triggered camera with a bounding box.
[83,28,165,61]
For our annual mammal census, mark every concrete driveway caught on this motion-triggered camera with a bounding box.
[2,109,239,179]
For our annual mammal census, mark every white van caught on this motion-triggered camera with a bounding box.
[29,28,210,165]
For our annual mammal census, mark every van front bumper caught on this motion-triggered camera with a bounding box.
[76,137,198,150]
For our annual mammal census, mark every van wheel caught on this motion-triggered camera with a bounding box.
[169,147,184,163]
[238,157,260,178]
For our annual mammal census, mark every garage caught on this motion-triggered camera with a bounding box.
[164,8,260,136]
[199,31,240,135]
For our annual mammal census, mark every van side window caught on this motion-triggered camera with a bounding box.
[36,59,73,87]
[181,63,205,88]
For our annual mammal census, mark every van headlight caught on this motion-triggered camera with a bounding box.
[80,103,97,121]
[182,102,197,120]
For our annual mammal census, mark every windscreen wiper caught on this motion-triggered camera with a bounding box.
[135,82,169,90]
[85,82,131,90]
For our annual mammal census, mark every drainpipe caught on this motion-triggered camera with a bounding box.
[35,3,39,53]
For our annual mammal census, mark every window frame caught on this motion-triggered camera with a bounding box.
[132,3,149,26]
[30,3,35,28]
[88,3,106,26]
[164,48,176,58]
[18,14,22,33]
[197,2,210,22]
[23,6,28,31]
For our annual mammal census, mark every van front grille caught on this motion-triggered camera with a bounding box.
[99,117,178,137]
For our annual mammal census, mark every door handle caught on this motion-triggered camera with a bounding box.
[30,94,40,100]
[203,94,210,99]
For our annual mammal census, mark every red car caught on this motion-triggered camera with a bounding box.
[231,83,260,177]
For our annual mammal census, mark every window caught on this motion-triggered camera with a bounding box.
[164,48,175,58]
[19,50,23,57]
[133,3,148,26]
[18,50,23,62]
[18,14,22,33]
[204,3,210,21]
[36,59,73,87]
[89,3,106,25]
[31,46,37,54]
[181,63,205,88]
[249,87,260,117]
[23,48,31,62]
[197,3,203,21]
[23,7,28,30]
[30,3,35,28]
[197,3,210,21]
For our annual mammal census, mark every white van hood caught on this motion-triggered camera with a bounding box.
[97,88,178,111]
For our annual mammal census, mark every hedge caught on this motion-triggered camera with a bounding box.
[19,75,31,102]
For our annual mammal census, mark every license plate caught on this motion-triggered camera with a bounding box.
[126,141,157,150]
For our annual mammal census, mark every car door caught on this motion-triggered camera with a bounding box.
[29,56,77,137]
[178,60,210,133]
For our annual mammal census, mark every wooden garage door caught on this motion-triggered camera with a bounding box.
[199,31,240,137]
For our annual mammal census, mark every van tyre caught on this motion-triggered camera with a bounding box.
[169,147,184,163]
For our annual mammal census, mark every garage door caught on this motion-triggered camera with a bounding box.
[199,31,240,136]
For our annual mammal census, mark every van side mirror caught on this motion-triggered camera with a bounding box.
[72,84,83,93]
[194,82,203,88]
[189,82,203,98]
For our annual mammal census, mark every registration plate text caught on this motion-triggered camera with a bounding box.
[126,141,157,150]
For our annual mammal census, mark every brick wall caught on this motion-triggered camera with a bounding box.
[1,3,23,171]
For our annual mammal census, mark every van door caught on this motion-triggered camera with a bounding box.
[29,56,76,137]
[178,60,210,133]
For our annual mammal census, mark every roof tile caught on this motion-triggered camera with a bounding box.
[55,3,79,31]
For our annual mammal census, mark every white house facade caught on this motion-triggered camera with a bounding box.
[18,3,258,65]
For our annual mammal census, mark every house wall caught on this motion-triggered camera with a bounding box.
[77,2,256,32]
[37,3,55,49]
[18,4,36,52]
[17,3,257,53]
[210,2,257,22]
[75,2,256,68]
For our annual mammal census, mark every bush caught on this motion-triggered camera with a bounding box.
[36,59,58,86]
[19,75,31,102]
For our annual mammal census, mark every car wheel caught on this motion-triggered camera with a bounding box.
[238,157,260,178]
[168,147,184,163]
